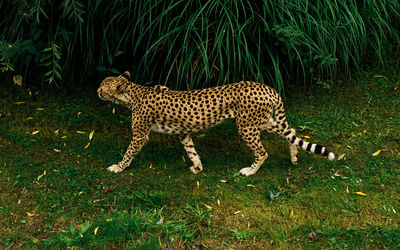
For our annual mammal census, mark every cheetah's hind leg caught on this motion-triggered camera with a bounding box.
[179,134,203,174]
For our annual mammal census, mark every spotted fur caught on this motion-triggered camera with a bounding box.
[98,71,334,176]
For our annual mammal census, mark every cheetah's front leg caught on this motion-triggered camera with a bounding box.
[179,134,203,174]
[107,132,149,173]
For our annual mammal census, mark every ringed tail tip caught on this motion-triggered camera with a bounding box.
[328,152,335,160]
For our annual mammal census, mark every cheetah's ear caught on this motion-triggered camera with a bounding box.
[122,71,130,79]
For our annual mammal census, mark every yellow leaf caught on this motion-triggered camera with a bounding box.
[346,186,349,193]
[286,177,289,185]
[182,156,185,163]
[89,130,94,141]
[220,180,227,183]
[94,227,99,235]
[61,136,67,139]
[14,101,25,105]
[234,211,241,215]
[83,142,90,149]
[196,181,200,189]
[53,148,61,152]
[31,130,40,135]
[26,212,34,217]
[303,135,310,139]
[106,219,112,222]
[217,199,220,205]
[36,108,44,111]
[12,75,23,86]
[112,108,115,114]
[203,204,212,210]
[26,117,33,120]
[246,184,256,188]
[77,112,81,116]
[76,131,86,134]
[372,150,382,156]
[355,191,367,196]
[289,209,294,219]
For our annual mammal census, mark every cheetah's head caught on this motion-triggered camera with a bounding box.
[98,71,132,106]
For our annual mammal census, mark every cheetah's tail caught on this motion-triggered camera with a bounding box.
[284,132,335,160]
[272,93,335,160]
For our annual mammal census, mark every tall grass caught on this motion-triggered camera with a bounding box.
[0,0,399,90]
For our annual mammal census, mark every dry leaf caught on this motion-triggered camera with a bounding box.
[83,142,90,149]
[89,130,94,141]
[36,108,44,111]
[346,186,349,193]
[355,191,367,196]
[246,184,256,187]
[112,108,115,114]
[106,219,112,222]
[234,211,241,215]
[182,156,185,163]
[14,101,26,105]
[217,199,220,205]
[26,212,34,217]
[61,136,67,139]
[13,75,23,86]
[94,227,99,235]
[76,131,86,134]
[220,180,227,183]
[338,154,346,160]
[53,148,61,152]
[372,150,382,156]
[31,130,40,135]
[303,135,310,139]
[203,204,212,210]
[289,209,294,219]
[286,177,290,185]
[77,112,81,116]
[196,181,200,189]
[26,117,33,120]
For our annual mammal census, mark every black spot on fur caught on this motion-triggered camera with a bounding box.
[306,143,312,151]
[299,140,303,147]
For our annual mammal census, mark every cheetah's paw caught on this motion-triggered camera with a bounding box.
[239,167,256,177]
[107,164,123,173]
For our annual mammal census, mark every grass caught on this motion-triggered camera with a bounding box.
[0,64,399,248]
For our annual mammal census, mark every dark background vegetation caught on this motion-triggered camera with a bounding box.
[1,0,399,91]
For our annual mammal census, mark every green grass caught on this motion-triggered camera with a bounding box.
[0,65,399,248]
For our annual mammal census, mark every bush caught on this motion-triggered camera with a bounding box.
[0,0,399,90]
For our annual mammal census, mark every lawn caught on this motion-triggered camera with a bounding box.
[0,65,399,248]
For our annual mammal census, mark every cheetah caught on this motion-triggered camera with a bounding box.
[98,71,335,176]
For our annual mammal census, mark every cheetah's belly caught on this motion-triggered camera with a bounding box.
[151,109,235,134]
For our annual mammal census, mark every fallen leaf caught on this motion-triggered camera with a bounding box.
[54,129,59,134]
[61,136,67,139]
[36,108,44,111]
[83,142,90,149]
[346,186,349,193]
[196,181,200,189]
[308,231,317,240]
[303,135,310,139]
[106,219,112,222]
[89,130,94,140]
[338,154,346,160]
[217,199,220,205]
[286,177,289,185]
[355,191,367,196]
[94,227,99,235]
[203,204,212,210]
[246,184,256,187]
[76,131,86,134]
[77,112,81,116]
[234,211,241,215]
[289,209,294,219]
[13,75,23,86]
[182,156,185,163]
[26,116,33,120]
[26,212,34,217]
[220,180,227,183]
[112,108,115,114]
[31,130,40,135]
[53,148,61,152]
[14,101,25,105]
[372,150,382,156]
